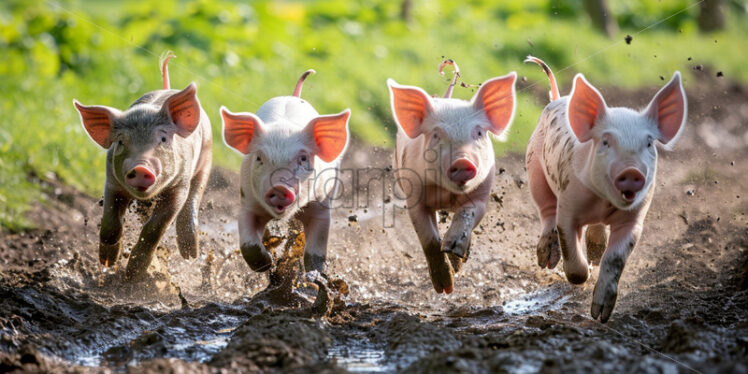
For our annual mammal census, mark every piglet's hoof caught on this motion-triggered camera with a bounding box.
[124,259,149,281]
[447,239,470,273]
[442,231,470,259]
[426,253,454,294]
[536,228,560,269]
[99,241,121,268]
[241,243,273,272]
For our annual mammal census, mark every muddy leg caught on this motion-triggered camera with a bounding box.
[443,202,485,273]
[591,221,642,323]
[176,167,210,259]
[99,188,130,267]
[408,206,453,294]
[556,212,588,284]
[238,209,273,272]
[297,201,331,273]
[125,190,186,280]
[527,151,560,269]
[585,223,608,265]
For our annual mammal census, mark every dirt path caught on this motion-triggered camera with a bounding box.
[1,77,746,373]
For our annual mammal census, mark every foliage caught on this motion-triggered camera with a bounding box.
[0,0,746,229]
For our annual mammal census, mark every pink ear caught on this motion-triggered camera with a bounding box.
[73,100,120,149]
[164,83,201,137]
[567,74,607,142]
[305,109,351,163]
[388,79,432,139]
[472,72,517,135]
[645,71,687,146]
[221,107,263,155]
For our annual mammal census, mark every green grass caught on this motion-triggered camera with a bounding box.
[1,0,746,230]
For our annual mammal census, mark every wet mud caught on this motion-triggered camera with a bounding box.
[1,78,747,373]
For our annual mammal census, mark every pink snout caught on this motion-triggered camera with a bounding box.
[448,159,477,185]
[125,165,157,192]
[264,186,296,213]
[614,168,645,201]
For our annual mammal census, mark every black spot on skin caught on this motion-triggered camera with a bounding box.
[608,255,624,269]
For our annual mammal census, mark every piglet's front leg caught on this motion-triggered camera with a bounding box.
[297,201,331,273]
[99,188,131,267]
[409,205,454,294]
[442,203,485,273]
[239,210,273,272]
[591,220,643,323]
[176,167,211,259]
[125,189,187,280]
[442,173,491,272]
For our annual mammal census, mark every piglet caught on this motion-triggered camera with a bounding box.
[388,61,517,294]
[220,70,351,273]
[73,53,213,280]
[524,56,687,322]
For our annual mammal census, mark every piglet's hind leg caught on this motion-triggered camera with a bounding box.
[527,151,560,269]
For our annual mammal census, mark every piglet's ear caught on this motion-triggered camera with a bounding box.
[472,72,517,136]
[388,79,432,139]
[164,83,201,137]
[305,109,351,163]
[73,100,121,149]
[567,74,607,142]
[644,71,687,147]
[221,106,263,155]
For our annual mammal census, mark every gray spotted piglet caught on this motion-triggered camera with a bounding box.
[388,61,517,294]
[524,56,687,322]
[73,54,213,280]
[220,70,351,273]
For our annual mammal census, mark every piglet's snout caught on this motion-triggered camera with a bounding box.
[614,168,645,201]
[265,186,296,213]
[126,165,157,192]
[448,159,477,185]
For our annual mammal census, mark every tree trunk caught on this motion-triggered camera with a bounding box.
[401,0,413,23]
[698,0,725,32]
[583,0,617,38]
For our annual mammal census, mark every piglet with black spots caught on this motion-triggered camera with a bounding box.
[73,53,212,280]
[524,56,687,322]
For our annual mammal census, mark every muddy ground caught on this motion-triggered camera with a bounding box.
[1,74,747,373]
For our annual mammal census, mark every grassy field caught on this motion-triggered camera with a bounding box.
[1,0,746,230]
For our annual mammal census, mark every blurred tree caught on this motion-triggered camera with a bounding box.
[584,0,617,37]
[699,0,725,31]
[401,0,413,23]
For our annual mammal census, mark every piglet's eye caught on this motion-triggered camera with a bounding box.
[118,140,124,146]
[161,136,167,143]
[602,140,609,147]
